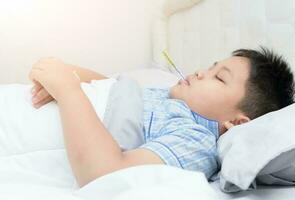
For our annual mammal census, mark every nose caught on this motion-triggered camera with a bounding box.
[194,70,205,80]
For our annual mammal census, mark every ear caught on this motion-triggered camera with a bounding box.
[222,114,250,133]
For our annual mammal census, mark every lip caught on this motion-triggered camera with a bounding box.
[186,79,190,85]
[178,79,190,86]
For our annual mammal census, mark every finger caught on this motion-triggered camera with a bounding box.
[34,96,54,109]
[34,95,54,108]
[29,69,38,82]
[32,88,50,104]
[31,80,43,94]
[29,68,45,84]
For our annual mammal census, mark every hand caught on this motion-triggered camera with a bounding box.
[31,80,55,108]
[29,57,81,101]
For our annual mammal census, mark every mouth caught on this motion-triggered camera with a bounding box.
[186,79,190,85]
[178,79,190,86]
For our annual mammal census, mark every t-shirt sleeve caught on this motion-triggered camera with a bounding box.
[139,127,218,179]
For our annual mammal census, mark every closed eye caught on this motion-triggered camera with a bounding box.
[215,75,224,83]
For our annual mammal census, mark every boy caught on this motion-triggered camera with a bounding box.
[29,47,295,187]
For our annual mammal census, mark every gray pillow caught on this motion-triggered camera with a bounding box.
[217,103,295,192]
[256,148,295,185]
[103,75,145,151]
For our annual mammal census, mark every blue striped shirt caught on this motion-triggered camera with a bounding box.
[139,87,220,179]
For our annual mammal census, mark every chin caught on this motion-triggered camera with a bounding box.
[170,89,187,103]
[169,85,178,99]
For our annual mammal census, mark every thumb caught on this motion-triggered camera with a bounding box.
[32,79,43,88]
[31,80,43,94]
[29,68,45,85]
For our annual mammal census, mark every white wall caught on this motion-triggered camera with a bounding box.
[0,0,159,83]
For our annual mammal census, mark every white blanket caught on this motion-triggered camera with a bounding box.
[0,165,218,200]
[0,79,218,199]
[75,165,218,200]
[0,78,116,190]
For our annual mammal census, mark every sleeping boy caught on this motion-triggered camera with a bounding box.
[29,47,295,187]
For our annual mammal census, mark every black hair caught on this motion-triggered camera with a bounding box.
[233,47,295,119]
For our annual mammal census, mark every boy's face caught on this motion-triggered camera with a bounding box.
[169,56,250,123]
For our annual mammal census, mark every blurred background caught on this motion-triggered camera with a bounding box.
[0,0,295,83]
[0,0,161,83]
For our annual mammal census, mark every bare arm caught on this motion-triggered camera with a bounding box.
[58,88,164,187]
[29,58,165,187]
[59,64,164,186]
[68,64,109,83]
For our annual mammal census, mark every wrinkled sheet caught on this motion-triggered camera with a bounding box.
[75,165,218,200]
[0,163,218,200]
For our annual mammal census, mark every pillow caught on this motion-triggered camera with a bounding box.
[103,75,145,151]
[256,148,295,186]
[217,103,295,193]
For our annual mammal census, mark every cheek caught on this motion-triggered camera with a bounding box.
[189,84,220,100]
[190,85,232,108]
[215,91,244,115]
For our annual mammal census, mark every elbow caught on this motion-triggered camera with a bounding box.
[76,167,122,188]
[75,168,105,188]
[75,156,125,188]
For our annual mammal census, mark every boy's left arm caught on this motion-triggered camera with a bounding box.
[58,89,164,187]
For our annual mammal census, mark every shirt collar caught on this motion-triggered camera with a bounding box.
[191,111,220,139]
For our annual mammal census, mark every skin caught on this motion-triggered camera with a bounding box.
[170,56,251,135]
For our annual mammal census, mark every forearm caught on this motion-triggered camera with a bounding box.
[57,88,123,187]
[68,64,109,83]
